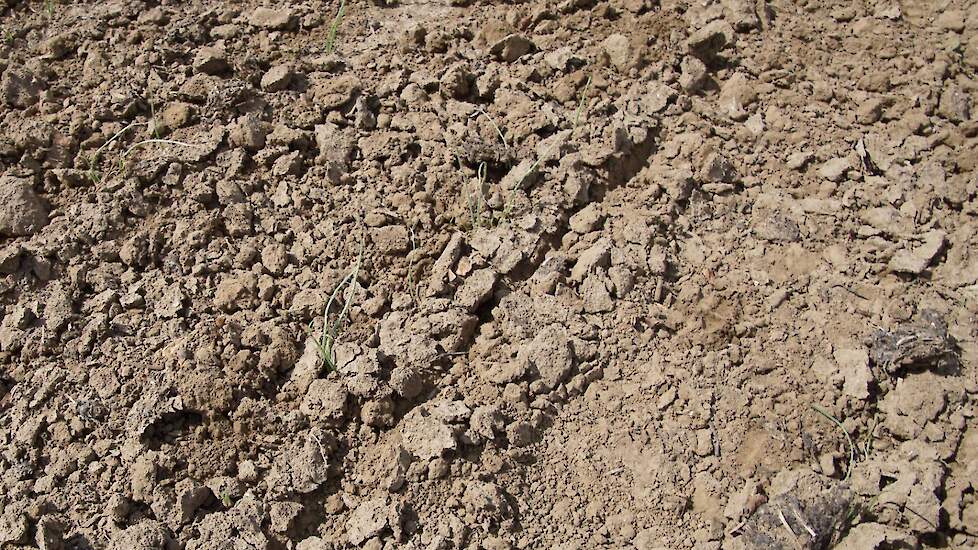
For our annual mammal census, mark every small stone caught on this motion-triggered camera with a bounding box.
[856,97,888,125]
[938,84,971,123]
[888,230,946,274]
[0,176,49,237]
[400,408,457,460]
[439,64,471,99]
[544,47,583,71]
[602,34,632,70]
[686,20,734,55]
[723,0,760,30]
[678,56,708,92]
[490,34,533,62]
[270,502,304,533]
[581,275,614,313]
[214,273,257,312]
[172,478,209,525]
[786,151,813,170]
[570,239,611,282]
[1,68,44,108]
[642,81,677,113]
[818,157,851,182]
[454,268,497,312]
[347,497,391,545]
[229,115,268,151]
[370,225,410,255]
[272,151,303,177]
[193,47,229,75]
[300,379,349,424]
[569,204,604,233]
[521,324,574,390]
[389,365,424,399]
[936,10,965,32]
[249,7,296,30]
[718,73,756,121]
[699,151,736,183]
[261,65,294,92]
[834,348,872,400]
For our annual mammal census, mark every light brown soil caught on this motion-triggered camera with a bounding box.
[1,0,977,548]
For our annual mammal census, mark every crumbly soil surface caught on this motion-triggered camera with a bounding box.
[1,0,977,548]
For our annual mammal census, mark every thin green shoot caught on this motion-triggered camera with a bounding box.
[311,234,364,372]
[573,75,592,127]
[44,0,55,18]
[810,404,856,482]
[148,100,161,140]
[862,415,878,458]
[324,0,346,55]
[86,121,149,183]
[476,107,509,152]
[465,162,488,229]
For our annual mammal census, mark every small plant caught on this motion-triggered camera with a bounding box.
[86,121,149,184]
[86,122,199,184]
[44,0,55,18]
[810,404,856,481]
[324,0,346,55]
[309,235,364,372]
[465,162,488,229]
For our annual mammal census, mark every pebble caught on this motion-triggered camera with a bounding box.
[193,47,229,75]
[249,7,296,30]
[602,34,632,70]
[261,65,294,92]
[818,157,851,182]
[0,176,49,237]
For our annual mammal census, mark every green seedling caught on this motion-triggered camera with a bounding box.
[810,404,856,481]
[476,107,510,153]
[44,0,55,18]
[465,162,488,229]
[309,236,364,372]
[324,0,346,55]
[86,121,149,184]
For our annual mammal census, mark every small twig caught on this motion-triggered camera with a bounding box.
[790,505,817,539]
[777,506,796,537]
[810,404,856,481]
[727,518,748,536]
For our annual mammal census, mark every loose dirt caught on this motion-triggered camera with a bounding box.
[1,0,977,548]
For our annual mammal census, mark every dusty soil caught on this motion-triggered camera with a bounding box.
[1,0,977,548]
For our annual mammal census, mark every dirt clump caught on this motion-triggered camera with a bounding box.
[0,0,977,548]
